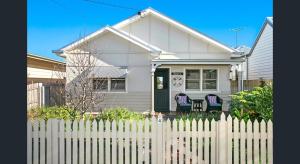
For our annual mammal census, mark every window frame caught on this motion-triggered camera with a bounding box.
[202,69,218,91]
[185,69,201,91]
[184,67,219,93]
[110,78,126,92]
[92,77,127,93]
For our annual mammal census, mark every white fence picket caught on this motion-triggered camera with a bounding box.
[151,116,157,164]
[247,120,253,164]
[72,120,78,164]
[46,119,52,164]
[118,121,124,164]
[33,120,39,164]
[131,121,137,164]
[65,120,71,164]
[59,120,65,164]
[172,119,178,164]
[27,115,273,164]
[40,120,46,164]
[227,115,233,164]
[105,120,111,164]
[178,119,184,164]
[267,120,273,164]
[191,119,197,164]
[261,120,267,164]
[79,119,85,164]
[198,119,203,163]
[92,120,97,164]
[185,119,191,164]
[204,119,209,164]
[125,120,130,164]
[27,120,32,164]
[98,120,104,164]
[211,119,216,164]
[111,120,117,164]
[138,120,144,164]
[233,118,239,164]
[144,118,150,164]
[86,120,91,164]
[253,120,259,164]
[165,119,171,164]
[52,119,59,164]
[240,120,246,164]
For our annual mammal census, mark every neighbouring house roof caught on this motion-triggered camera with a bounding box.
[113,7,237,53]
[54,7,237,57]
[28,53,65,65]
[54,26,166,57]
[90,66,128,78]
[247,17,273,56]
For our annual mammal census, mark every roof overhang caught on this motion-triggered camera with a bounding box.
[152,59,245,65]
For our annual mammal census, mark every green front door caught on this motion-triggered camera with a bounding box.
[154,68,169,112]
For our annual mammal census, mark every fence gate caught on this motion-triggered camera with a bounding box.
[27,113,273,164]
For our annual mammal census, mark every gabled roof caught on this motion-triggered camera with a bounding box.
[248,17,273,56]
[54,7,237,57]
[113,7,236,53]
[54,26,164,57]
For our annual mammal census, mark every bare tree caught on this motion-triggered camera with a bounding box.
[53,39,107,115]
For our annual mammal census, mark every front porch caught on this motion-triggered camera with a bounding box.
[150,59,243,113]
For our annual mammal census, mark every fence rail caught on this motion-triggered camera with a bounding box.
[27,113,273,164]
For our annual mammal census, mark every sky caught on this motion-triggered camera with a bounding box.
[28,0,273,62]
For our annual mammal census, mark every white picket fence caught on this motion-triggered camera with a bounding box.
[27,113,273,164]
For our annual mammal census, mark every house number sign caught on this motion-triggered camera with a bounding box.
[172,72,184,87]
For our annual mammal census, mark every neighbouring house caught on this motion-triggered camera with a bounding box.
[231,17,273,91]
[53,8,244,113]
[27,53,66,109]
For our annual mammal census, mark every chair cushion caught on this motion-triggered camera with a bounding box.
[177,96,187,104]
[207,96,217,105]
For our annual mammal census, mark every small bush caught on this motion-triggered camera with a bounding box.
[95,107,145,121]
[28,106,81,121]
[230,83,273,121]
[27,106,145,121]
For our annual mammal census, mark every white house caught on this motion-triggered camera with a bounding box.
[54,8,244,113]
[247,17,273,81]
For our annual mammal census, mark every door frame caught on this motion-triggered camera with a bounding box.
[154,67,171,112]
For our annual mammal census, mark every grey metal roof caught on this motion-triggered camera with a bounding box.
[90,66,128,78]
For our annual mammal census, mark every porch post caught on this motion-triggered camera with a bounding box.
[151,70,155,114]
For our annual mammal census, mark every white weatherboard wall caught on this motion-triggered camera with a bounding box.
[248,23,273,80]
[121,14,231,59]
[162,65,231,111]
[65,32,154,112]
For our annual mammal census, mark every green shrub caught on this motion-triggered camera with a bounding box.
[28,106,81,121]
[27,106,145,121]
[95,107,145,121]
[230,83,273,121]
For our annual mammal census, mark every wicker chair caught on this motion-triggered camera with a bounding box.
[175,93,192,112]
[205,94,223,112]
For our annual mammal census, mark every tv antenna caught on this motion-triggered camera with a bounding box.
[230,27,243,48]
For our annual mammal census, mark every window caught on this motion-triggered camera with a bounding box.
[202,69,217,90]
[185,70,200,90]
[93,78,126,92]
[111,78,126,92]
[93,78,108,91]
[156,76,164,89]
